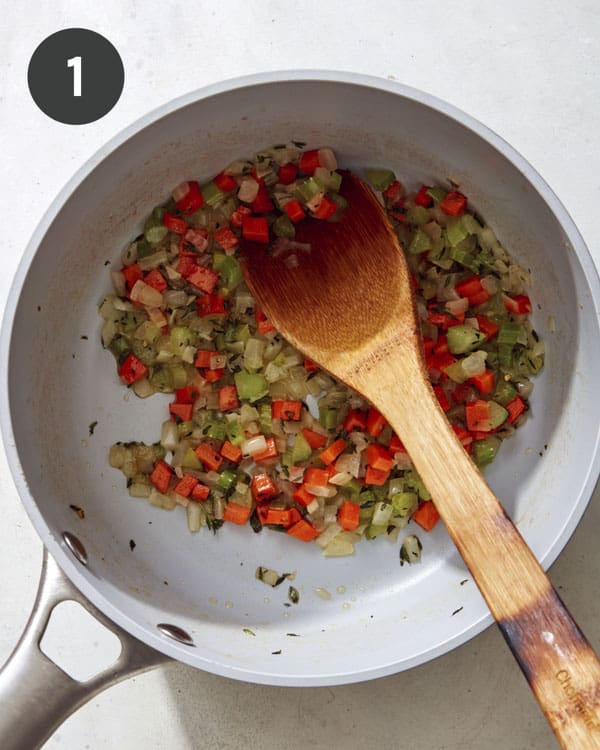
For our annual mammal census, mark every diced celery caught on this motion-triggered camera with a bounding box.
[291,432,312,464]
[461,213,483,235]
[206,422,227,441]
[443,361,469,384]
[365,168,396,191]
[144,215,168,245]
[391,491,418,517]
[408,228,432,255]
[426,186,447,203]
[244,337,266,372]
[215,255,243,293]
[493,379,517,405]
[259,403,272,435]
[498,322,525,346]
[234,323,251,343]
[273,214,295,238]
[318,406,338,429]
[365,523,387,540]
[328,193,348,211]
[217,469,237,492]
[387,477,405,498]
[150,366,174,392]
[405,206,430,226]
[294,177,322,203]
[447,325,487,355]
[472,436,501,467]
[182,448,202,470]
[226,419,245,446]
[449,245,479,272]
[201,181,226,207]
[446,218,468,247]
[488,400,510,429]
[404,470,430,500]
[234,370,268,402]
[314,167,343,192]
[170,326,195,353]
[177,421,194,439]
[343,478,362,498]
[131,339,155,366]
[498,343,514,370]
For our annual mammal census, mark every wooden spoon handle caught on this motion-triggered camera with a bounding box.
[361,358,600,748]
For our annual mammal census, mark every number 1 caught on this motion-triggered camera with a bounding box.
[67,56,82,97]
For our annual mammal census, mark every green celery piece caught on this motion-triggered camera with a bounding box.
[443,360,468,384]
[498,344,514,370]
[404,470,431,500]
[109,335,130,359]
[426,186,447,203]
[359,489,377,506]
[405,205,430,226]
[291,433,312,464]
[273,214,295,238]
[206,422,227,441]
[176,421,194,439]
[217,469,237,492]
[226,419,245,446]
[294,177,322,203]
[498,322,525,346]
[488,400,509,429]
[493,379,517,405]
[461,213,483,235]
[343,477,362,498]
[365,523,387,540]
[408,228,432,255]
[329,193,348,211]
[217,255,243,293]
[318,406,338,429]
[201,181,226,207]
[182,448,202,470]
[234,370,268,402]
[234,323,251,343]
[472,436,501,467]
[446,217,468,247]
[387,477,405,498]
[144,209,168,245]
[449,245,479,272]
[365,168,396,191]
[259,403,272,435]
[447,325,487,355]
[170,326,194,351]
[391,491,418,517]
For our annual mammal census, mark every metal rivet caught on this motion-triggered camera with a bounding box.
[62,531,88,565]
[156,623,195,647]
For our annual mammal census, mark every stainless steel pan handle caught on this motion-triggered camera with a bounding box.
[0,549,169,750]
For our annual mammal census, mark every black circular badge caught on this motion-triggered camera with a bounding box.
[28,28,124,125]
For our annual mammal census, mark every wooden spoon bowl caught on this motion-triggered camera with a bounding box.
[240,173,600,749]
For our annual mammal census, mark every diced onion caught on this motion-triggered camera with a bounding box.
[160,420,179,452]
[111,270,127,297]
[237,177,260,203]
[241,435,267,456]
[130,280,163,307]
[318,148,337,170]
[461,350,487,378]
[446,297,469,315]
[305,484,337,498]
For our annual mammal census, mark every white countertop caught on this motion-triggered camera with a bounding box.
[1,2,599,748]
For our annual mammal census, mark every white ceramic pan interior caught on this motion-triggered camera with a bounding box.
[2,71,600,686]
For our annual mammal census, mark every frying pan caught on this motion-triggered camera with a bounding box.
[1,71,599,749]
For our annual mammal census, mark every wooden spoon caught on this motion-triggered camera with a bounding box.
[240,173,600,748]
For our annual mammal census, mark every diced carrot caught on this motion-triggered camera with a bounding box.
[433,333,449,355]
[427,308,465,329]
[149,460,172,494]
[186,265,220,294]
[365,466,391,486]
[440,191,467,216]
[278,162,298,185]
[342,409,367,432]
[175,385,199,404]
[450,423,473,449]
[456,275,487,306]
[299,149,321,175]
[223,502,252,525]
[218,385,239,412]
[412,500,440,531]
[230,205,252,227]
[212,172,238,193]
[284,199,306,223]
[383,180,404,202]
[264,507,293,527]
[426,351,458,375]
[338,500,360,531]
[221,440,243,464]
[272,400,303,420]
[214,226,239,250]
[465,400,492,432]
[251,473,279,502]
[475,315,500,340]
[196,293,228,317]
[190,482,210,502]
[366,406,387,437]
[203,368,224,383]
[253,436,279,463]
[414,185,433,207]
[469,369,495,395]
[183,228,209,252]
[242,216,269,243]
[122,263,144,291]
[364,443,394,472]
[422,338,435,357]
[388,434,405,453]
[174,474,199,498]
[144,268,167,292]
[319,437,347,465]
[163,212,188,234]
[312,195,337,220]
[304,467,330,487]
[169,402,193,423]
[194,443,223,471]
[303,357,318,372]
[118,353,147,384]
[255,305,276,334]
[176,254,198,278]
[292,484,315,507]
[503,294,532,315]
[300,428,327,450]
[174,181,203,215]
[251,185,274,213]
[505,395,526,424]
[286,519,319,542]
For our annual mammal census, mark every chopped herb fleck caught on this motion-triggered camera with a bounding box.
[286,633,300,637]
[288,586,300,604]
[69,504,85,519]
[80,335,88,340]
[292,140,306,149]
[243,628,256,636]
[88,420,98,436]
[460,579,469,586]
[129,539,136,551]
[271,649,282,655]
[452,606,464,616]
